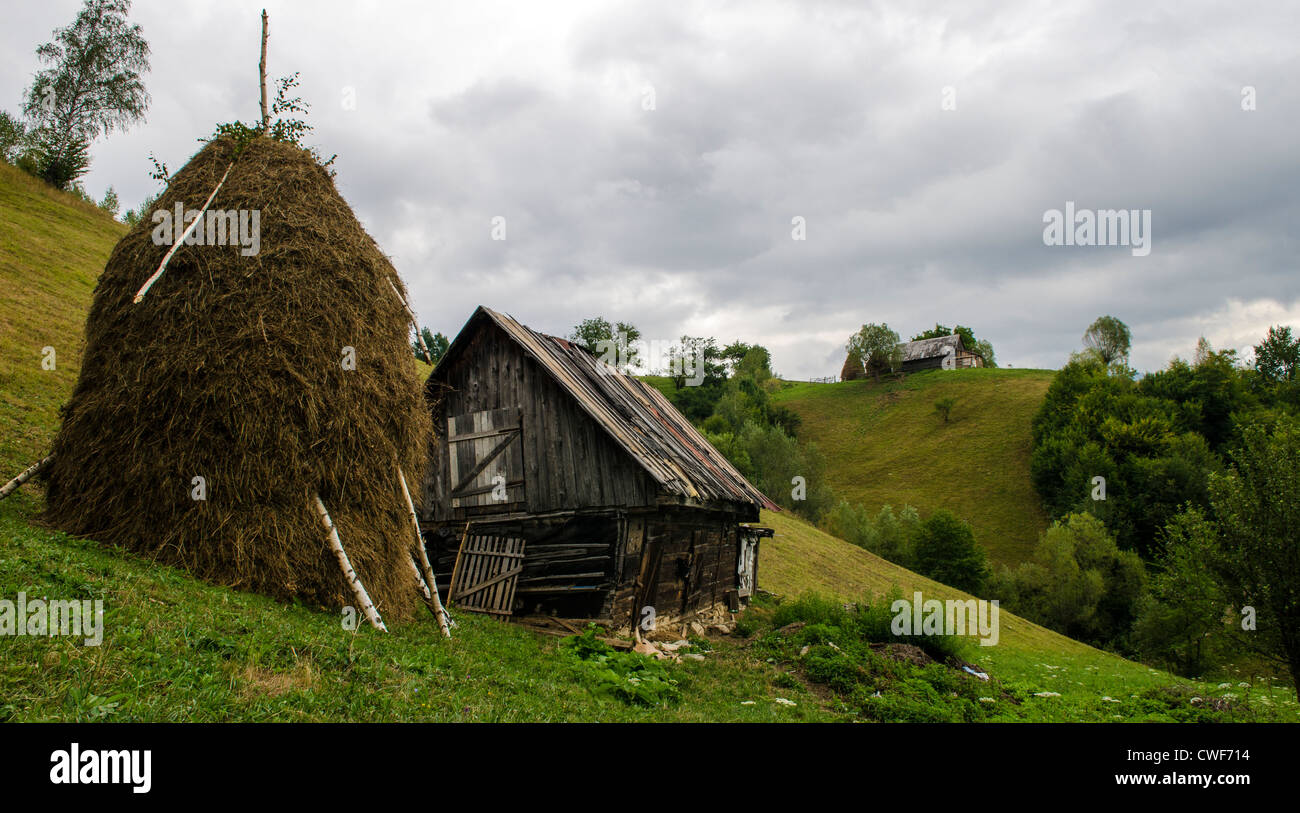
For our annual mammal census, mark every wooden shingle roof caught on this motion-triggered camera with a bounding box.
[898,334,964,362]
[432,306,779,511]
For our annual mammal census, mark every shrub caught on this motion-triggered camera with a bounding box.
[912,510,988,594]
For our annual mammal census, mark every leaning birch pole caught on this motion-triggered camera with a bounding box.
[259,10,270,133]
[312,492,387,632]
[399,468,452,638]
[0,456,51,501]
[388,278,432,363]
[407,554,431,600]
[132,162,235,304]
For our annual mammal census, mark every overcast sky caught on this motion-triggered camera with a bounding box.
[4,0,1298,378]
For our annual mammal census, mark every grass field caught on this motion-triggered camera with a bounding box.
[2,159,1294,722]
[0,162,127,477]
[772,370,1055,566]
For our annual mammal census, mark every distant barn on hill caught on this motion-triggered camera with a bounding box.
[898,334,985,372]
[419,306,777,632]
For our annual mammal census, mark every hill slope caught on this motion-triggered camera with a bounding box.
[0,163,127,475]
[772,370,1054,565]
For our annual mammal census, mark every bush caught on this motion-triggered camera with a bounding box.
[912,510,988,594]
[990,512,1145,649]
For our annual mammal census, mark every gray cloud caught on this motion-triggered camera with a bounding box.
[3,0,1297,377]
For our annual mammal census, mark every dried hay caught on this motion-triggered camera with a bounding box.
[42,135,431,621]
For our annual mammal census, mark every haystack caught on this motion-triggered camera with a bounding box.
[41,135,433,623]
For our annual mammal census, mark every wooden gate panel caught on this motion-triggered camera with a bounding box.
[449,533,527,615]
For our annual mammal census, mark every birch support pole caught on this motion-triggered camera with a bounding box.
[132,162,235,304]
[388,278,432,363]
[0,456,51,501]
[407,554,431,600]
[312,492,387,632]
[399,468,452,638]
[259,10,270,133]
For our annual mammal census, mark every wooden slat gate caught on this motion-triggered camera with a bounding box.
[449,532,528,616]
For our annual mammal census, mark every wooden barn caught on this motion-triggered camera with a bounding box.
[418,306,777,633]
[897,334,984,373]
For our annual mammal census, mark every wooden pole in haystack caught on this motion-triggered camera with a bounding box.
[0,456,51,501]
[399,468,452,638]
[259,10,270,133]
[312,492,387,632]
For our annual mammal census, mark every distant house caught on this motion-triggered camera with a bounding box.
[841,333,985,379]
[898,334,984,372]
[419,306,777,632]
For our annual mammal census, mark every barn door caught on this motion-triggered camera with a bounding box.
[449,532,528,616]
[447,406,525,509]
[737,532,759,598]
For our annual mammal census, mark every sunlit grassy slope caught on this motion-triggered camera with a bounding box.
[772,370,1055,566]
[0,162,127,475]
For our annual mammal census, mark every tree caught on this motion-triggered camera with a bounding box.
[933,397,956,423]
[911,323,996,367]
[912,510,988,593]
[667,335,725,389]
[846,323,901,381]
[1204,417,1300,696]
[991,512,1145,648]
[22,0,151,189]
[1254,325,1299,383]
[570,317,642,370]
[1082,315,1132,367]
[99,185,119,217]
[0,111,30,164]
[412,327,450,365]
[1134,507,1232,676]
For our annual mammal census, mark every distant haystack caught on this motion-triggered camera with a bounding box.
[43,136,432,621]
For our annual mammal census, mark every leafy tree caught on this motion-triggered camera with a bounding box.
[570,317,642,370]
[1134,507,1232,676]
[933,397,956,423]
[22,0,150,189]
[1254,325,1299,384]
[1082,315,1132,367]
[0,111,30,164]
[846,323,901,380]
[666,335,725,389]
[912,510,988,594]
[991,512,1145,648]
[98,185,119,217]
[1204,417,1300,696]
[911,323,996,367]
[412,327,450,365]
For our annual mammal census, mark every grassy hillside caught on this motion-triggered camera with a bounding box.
[1,161,1293,722]
[772,370,1054,565]
[0,162,127,476]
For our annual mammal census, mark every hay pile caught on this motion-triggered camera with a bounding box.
[42,136,432,621]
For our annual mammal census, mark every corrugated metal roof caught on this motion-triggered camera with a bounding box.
[898,334,964,363]
[433,306,779,511]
